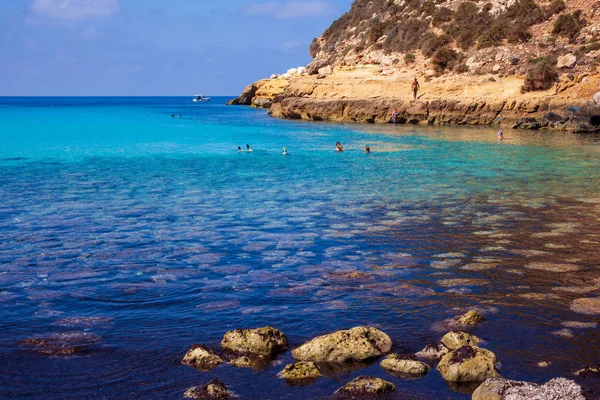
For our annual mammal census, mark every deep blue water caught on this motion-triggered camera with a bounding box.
[1,97,599,399]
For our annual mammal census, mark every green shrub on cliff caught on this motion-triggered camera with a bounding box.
[521,56,559,93]
[553,11,586,42]
[432,47,461,74]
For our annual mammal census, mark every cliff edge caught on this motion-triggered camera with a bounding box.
[230,0,600,132]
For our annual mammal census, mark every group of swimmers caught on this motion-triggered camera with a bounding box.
[237,142,371,154]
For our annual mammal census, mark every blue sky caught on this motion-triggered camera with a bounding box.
[0,0,353,96]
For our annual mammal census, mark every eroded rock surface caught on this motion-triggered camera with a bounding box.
[277,361,321,381]
[472,377,585,400]
[292,326,392,362]
[334,376,395,395]
[184,380,234,399]
[437,345,499,382]
[380,354,430,378]
[182,344,224,371]
[416,341,450,360]
[454,310,485,326]
[441,331,482,350]
[221,326,288,356]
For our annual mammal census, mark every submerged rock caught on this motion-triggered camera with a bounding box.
[380,354,430,378]
[525,262,580,273]
[416,341,450,360]
[441,331,482,350]
[292,326,392,362]
[454,310,486,326]
[334,376,395,395]
[472,377,585,400]
[277,361,321,381]
[184,379,234,399]
[570,297,600,315]
[182,344,224,371]
[221,326,288,356]
[21,331,101,356]
[437,345,498,382]
[229,355,271,370]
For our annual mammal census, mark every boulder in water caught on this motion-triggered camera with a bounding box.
[416,341,450,360]
[277,361,321,381]
[472,377,585,400]
[437,345,499,382]
[221,326,288,356]
[184,379,234,399]
[334,376,395,395]
[182,344,224,371]
[454,310,485,326]
[380,354,430,378]
[291,326,392,362]
[441,331,481,350]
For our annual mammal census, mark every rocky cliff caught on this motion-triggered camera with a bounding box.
[230,0,600,132]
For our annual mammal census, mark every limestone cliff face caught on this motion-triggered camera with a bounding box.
[230,0,600,131]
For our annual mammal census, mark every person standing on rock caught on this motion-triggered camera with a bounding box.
[412,78,420,100]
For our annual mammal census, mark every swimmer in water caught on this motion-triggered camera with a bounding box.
[238,146,243,152]
[246,144,252,152]
[282,147,288,155]
[335,142,344,152]
[365,146,371,153]
[497,130,504,140]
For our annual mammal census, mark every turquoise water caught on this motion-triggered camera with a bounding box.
[1,97,599,399]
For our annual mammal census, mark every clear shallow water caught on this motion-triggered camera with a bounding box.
[1,97,599,399]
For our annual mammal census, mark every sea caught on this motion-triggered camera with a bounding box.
[0,96,599,399]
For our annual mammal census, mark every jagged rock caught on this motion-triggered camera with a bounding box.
[437,345,499,382]
[557,54,577,69]
[380,354,430,378]
[516,117,542,130]
[318,65,332,76]
[277,361,321,381]
[182,345,224,371]
[221,326,288,356]
[306,59,330,75]
[454,310,485,326]
[542,112,565,127]
[270,74,279,80]
[292,326,392,362]
[574,365,600,377]
[184,379,234,399]
[472,377,585,400]
[441,331,482,350]
[252,98,272,108]
[416,341,450,359]
[493,65,502,73]
[227,84,258,105]
[593,92,600,105]
[334,376,395,395]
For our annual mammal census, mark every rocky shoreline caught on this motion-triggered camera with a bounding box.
[229,70,600,133]
[179,310,599,399]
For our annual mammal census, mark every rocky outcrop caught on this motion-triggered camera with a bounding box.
[437,345,499,382]
[380,354,430,378]
[21,331,101,356]
[228,355,271,370]
[228,79,289,108]
[182,344,224,371]
[416,341,450,360]
[291,326,392,362]
[472,377,585,400]
[184,380,234,400]
[334,376,395,395]
[277,361,321,381]
[557,54,577,69]
[221,326,288,356]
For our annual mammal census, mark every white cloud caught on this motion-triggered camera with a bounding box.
[244,1,336,19]
[30,0,119,20]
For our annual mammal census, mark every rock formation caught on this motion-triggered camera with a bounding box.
[334,376,395,395]
[437,345,499,382]
[220,326,288,356]
[277,361,321,381]
[184,380,235,400]
[380,354,431,378]
[182,344,224,371]
[291,326,392,362]
[472,377,585,400]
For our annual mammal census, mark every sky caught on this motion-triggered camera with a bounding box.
[0,0,353,96]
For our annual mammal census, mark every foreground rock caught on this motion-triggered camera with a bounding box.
[380,354,430,378]
[184,380,234,399]
[472,377,585,400]
[334,376,395,395]
[441,331,482,350]
[182,345,224,371]
[416,341,450,360]
[570,297,600,315]
[228,355,271,370]
[437,345,499,382]
[277,361,321,381]
[221,326,288,356]
[291,326,392,362]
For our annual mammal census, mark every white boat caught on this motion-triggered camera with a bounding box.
[193,94,211,102]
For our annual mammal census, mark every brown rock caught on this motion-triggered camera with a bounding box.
[221,326,288,356]
[184,379,234,399]
[380,354,430,378]
[292,326,392,362]
[570,297,600,315]
[437,345,499,382]
[277,361,321,381]
[441,331,482,350]
[416,341,450,360]
[334,376,395,394]
[472,377,585,400]
[454,310,486,326]
[182,344,224,371]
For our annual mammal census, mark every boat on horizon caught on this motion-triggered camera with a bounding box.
[193,94,211,102]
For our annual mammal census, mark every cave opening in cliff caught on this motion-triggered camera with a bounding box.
[590,115,600,126]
